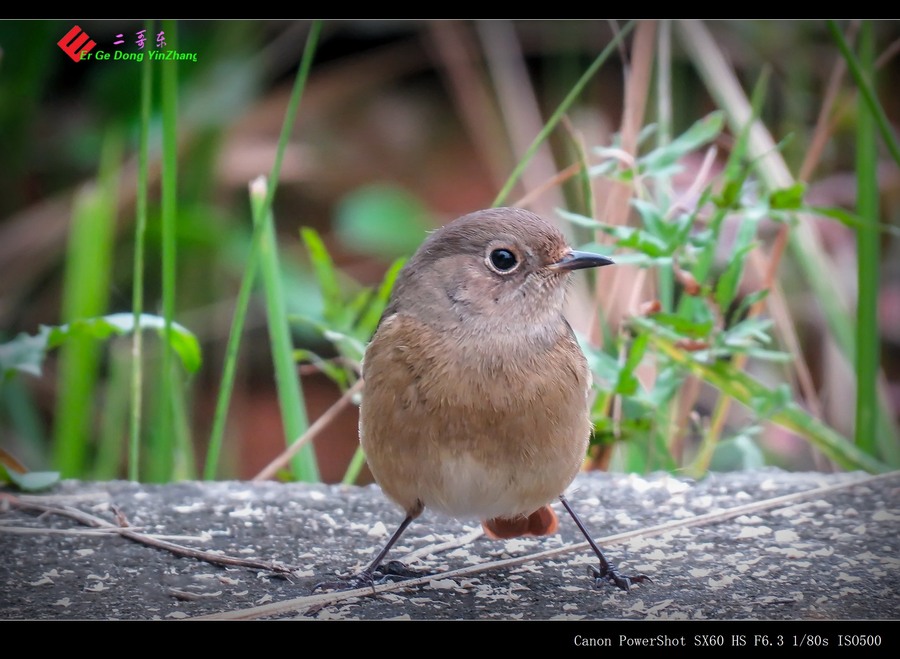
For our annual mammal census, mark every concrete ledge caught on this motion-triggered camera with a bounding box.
[2,469,898,622]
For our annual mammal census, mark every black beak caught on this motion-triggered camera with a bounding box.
[548,250,614,272]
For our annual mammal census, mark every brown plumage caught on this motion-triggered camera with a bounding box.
[321,207,649,592]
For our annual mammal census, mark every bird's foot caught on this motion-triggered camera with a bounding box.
[313,561,426,593]
[372,560,427,582]
[313,571,378,593]
[588,564,652,592]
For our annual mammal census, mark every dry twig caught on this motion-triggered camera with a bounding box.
[4,493,297,576]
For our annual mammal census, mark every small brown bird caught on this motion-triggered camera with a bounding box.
[325,207,648,591]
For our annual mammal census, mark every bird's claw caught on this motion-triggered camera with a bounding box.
[313,560,425,593]
[312,571,377,593]
[588,564,652,592]
[373,560,424,582]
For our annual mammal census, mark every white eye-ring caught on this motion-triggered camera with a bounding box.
[486,247,520,274]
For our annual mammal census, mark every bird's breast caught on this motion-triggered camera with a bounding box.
[360,313,593,519]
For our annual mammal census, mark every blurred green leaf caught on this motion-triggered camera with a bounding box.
[53,314,201,374]
[768,182,806,210]
[609,225,671,257]
[557,208,603,229]
[294,349,351,388]
[806,205,900,237]
[335,184,432,259]
[744,348,794,363]
[588,158,621,178]
[0,328,51,378]
[580,337,620,387]
[300,227,344,327]
[715,219,759,312]
[647,365,684,407]
[322,329,368,366]
[648,313,714,339]
[714,173,748,209]
[0,314,201,380]
[615,333,648,396]
[3,467,61,491]
[749,382,793,417]
[635,315,889,473]
[297,226,404,372]
[709,431,765,471]
[730,289,769,327]
[721,316,774,348]
[638,111,724,174]
[631,199,667,238]
[357,258,405,337]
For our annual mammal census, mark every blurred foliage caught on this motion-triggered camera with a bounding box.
[294,226,405,386]
[335,184,434,260]
[0,20,897,482]
[0,313,200,379]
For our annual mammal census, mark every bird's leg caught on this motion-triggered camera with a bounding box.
[314,502,427,592]
[559,494,651,592]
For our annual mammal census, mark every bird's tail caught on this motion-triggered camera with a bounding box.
[482,504,559,539]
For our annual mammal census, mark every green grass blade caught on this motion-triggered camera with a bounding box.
[130,19,154,481]
[153,18,181,482]
[252,179,318,481]
[827,20,900,170]
[95,341,131,479]
[300,227,343,326]
[0,379,47,466]
[677,19,900,460]
[204,21,322,481]
[169,365,196,480]
[262,21,321,212]
[652,20,677,317]
[492,21,635,206]
[52,130,122,477]
[852,22,879,455]
[635,317,890,473]
[202,218,262,480]
[342,445,368,485]
[357,258,405,338]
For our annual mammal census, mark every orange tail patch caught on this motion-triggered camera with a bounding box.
[482,505,559,539]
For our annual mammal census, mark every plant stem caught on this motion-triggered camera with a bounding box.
[853,21,879,454]
[130,19,154,481]
[828,20,900,170]
[153,19,179,482]
[53,131,121,477]
[204,21,322,481]
[252,181,318,481]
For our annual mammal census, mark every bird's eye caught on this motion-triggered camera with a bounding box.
[489,248,518,272]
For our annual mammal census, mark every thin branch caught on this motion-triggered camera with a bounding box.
[253,379,364,482]
[8,495,297,575]
[511,162,582,209]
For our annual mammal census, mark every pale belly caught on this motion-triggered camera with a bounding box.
[361,395,590,521]
[359,312,593,521]
[422,449,584,520]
